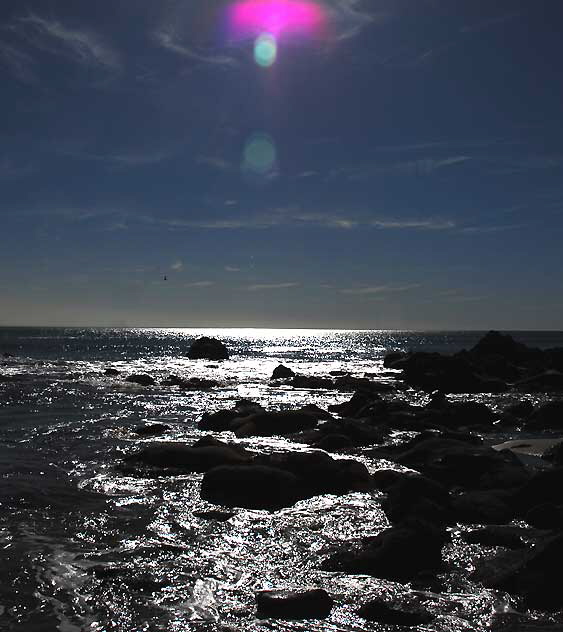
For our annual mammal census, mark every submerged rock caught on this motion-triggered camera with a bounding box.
[133,423,170,437]
[270,364,295,379]
[255,589,333,620]
[187,337,229,360]
[462,526,527,549]
[230,410,322,438]
[125,374,155,386]
[198,400,265,431]
[104,367,120,376]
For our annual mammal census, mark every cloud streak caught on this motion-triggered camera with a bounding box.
[339,284,421,296]
[247,282,300,291]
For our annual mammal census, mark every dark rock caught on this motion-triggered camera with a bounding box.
[357,599,433,626]
[298,403,333,420]
[452,489,515,524]
[201,465,300,510]
[285,375,335,390]
[231,410,321,437]
[472,532,563,610]
[328,391,383,418]
[125,374,156,386]
[396,439,530,490]
[271,364,295,380]
[133,423,170,437]
[525,503,563,529]
[256,589,333,620]
[302,418,385,449]
[187,337,229,360]
[372,469,404,491]
[515,371,563,393]
[383,352,407,368]
[542,440,563,465]
[322,521,447,581]
[515,468,563,513]
[526,401,563,430]
[125,441,250,472]
[104,367,120,376]
[425,400,497,428]
[384,474,452,526]
[470,331,539,362]
[312,434,354,451]
[334,375,395,393]
[462,527,526,549]
[198,400,265,431]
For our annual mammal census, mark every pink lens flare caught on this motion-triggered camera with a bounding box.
[226,0,328,40]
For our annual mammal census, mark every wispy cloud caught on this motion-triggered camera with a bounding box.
[339,284,421,295]
[458,224,524,235]
[185,281,214,288]
[57,148,174,168]
[247,282,300,291]
[371,219,456,230]
[14,14,119,70]
[0,158,34,179]
[155,30,237,66]
[225,266,241,272]
[0,41,36,84]
[171,261,184,271]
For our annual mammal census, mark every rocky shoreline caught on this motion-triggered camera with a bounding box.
[111,331,563,628]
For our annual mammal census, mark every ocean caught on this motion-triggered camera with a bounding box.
[1,327,562,631]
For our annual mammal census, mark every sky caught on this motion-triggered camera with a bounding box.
[1,0,562,329]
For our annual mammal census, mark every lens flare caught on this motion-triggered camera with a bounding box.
[243,133,277,175]
[254,33,277,66]
[227,0,328,40]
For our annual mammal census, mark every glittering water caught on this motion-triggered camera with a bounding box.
[1,328,563,631]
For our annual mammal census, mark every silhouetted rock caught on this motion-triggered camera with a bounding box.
[231,410,321,437]
[192,510,235,521]
[125,374,155,386]
[271,364,295,379]
[470,331,539,361]
[104,367,120,376]
[125,441,250,472]
[322,521,447,581]
[357,600,433,626]
[201,465,300,509]
[133,423,170,437]
[526,400,563,430]
[285,375,335,389]
[515,468,563,513]
[462,527,526,549]
[312,434,354,451]
[452,489,515,524]
[396,439,529,490]
[542,440,563,465]
[504,400,534,419]
[328,391,383,418]
[198,400,265,431]
[371,469,404,491]
[300,418,385,449]
[383,474,452,526]
[187,337,229,360]
[424,400,497,428]
[472,533,563,610]
[256,589,333,620]
[525,504,563,530]
[383,351,407,368]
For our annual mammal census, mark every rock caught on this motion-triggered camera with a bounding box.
[104,367,120,376]
[125,374,155,386]
[396,439,530,490]
[322,521,447,581]
[372,469,404,491]
[301,418,385,449]
[255,589,333,620]
[298,403,333,419]
[192,510,235,521]
[424,400,497,429]
[198,400,265,431]
[462,527,527,549]
[470,331,539,360]
[125,441,250,472]
[452,490,515,524]
[334,375,395,393]
[526,401,563,430]
[525,503,563,529]
[133,423,170,437]
[472,532,563,610]
[231,410,321,438]
[357,600,433,626]
[515,371,563,393]
[328,391,383,418]
[285,375,335,390]
[383,474,452,526]
[312,434,354,451]
[187,337,229,360]
[515,468,563,513]
[271,364,295,379]
[542,440,563,465]
[201,465,300,510]
[383,352,407,368]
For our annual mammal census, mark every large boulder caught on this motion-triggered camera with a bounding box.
[256,589,333,620]
[198,400,265,431]
[125,374,155,386]
[187,337,229,360]
[321,521,447,581]
[271,364,295,380]
[469,331,540,362]
[451,489,515,524]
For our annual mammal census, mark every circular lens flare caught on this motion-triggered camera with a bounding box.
[254,33,277,66]
[243,133,277,175]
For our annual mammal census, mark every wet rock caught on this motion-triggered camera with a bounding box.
[271,364,295,379]
[201,465,300,510]
[424,400,497,428]
[162,374,220,389]
[472,532,563,610]
[451,489,515,524]
[125,441,250,472]
[357,599,433,626]
[285,375,335,390]
[192,510,235,521]
[372,469,404,491]
[187,337,229,360]
[383,474,452,526]
[515,468,563,513]
[396,438,530,490]
[198,400,265,432]
[255,589,333,620]
[300,418,385,449]
[469,330,539,362]
[504,400,534,419]
[133,423,170,437]
[515,371,563,393]
[334,375,395,393]
[328,390,383,418]
[462,526,527,549]
[383,352,407,368]
[542,440,563,465]
[104,367,120,376]
[298,403,333,419]
[526,400,563,430]
[312,434,354,451]
[322,521,447,581]
[231,410,321,437]
[125,374,156,386]
[525,503,563,529]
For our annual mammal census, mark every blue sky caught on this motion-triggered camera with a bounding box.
[1,0,562,328]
